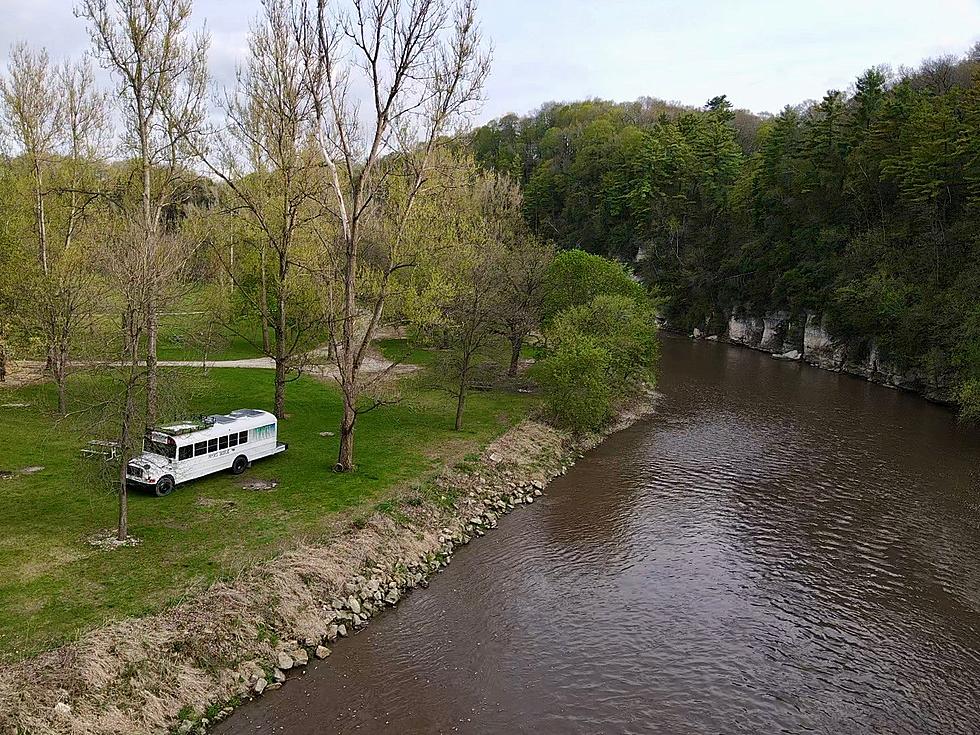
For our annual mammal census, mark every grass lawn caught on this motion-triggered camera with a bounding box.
[156,312,268,362]
[0,350,534,662]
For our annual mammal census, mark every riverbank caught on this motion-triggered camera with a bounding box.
[675,312,956,406]
[0,394,654,734]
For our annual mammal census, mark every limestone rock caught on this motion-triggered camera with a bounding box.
[728,314,765,348]
[293,648,309,666]
[315,645,331,659]
[277,651,294,670]
[347,595,361,614]
[254,677,268,694]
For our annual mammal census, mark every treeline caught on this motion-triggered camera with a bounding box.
[471,46,980,417]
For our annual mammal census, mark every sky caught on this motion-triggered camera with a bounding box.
[1,0,978,121]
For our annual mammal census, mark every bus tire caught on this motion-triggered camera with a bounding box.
[231,455,249,475]
[154,476,176,498]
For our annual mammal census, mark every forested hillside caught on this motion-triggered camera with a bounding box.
[470,47,980,417]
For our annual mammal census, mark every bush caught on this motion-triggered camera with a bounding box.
[542,249,647,321]
[550,293,658,392]
[531,332,612,432]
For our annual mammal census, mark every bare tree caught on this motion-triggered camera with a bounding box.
[43,60,111,414]
[441,253,502,431]
[0,48,109,413]
[297,0,491,470]
[199,0,326,418]
[0,43,61,276]
[78,0,209,424]
[58,59,110,252]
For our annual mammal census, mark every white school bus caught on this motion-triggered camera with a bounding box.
[126,409,288,497]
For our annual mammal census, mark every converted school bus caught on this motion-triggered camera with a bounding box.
[126,409,287,497]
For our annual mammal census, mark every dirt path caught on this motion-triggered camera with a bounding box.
[2,352,416,389]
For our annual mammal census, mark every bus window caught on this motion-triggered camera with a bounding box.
[194,441,207,457]
[144,436,175,459]
[207,438,218,453]
[178,445,192,461]
[229,433,238,447]
[239,431,248,444]
[219,435,228,450]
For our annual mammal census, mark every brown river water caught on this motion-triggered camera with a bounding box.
[215,336,980,734]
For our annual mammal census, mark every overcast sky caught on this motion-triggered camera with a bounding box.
[1,0,978,121]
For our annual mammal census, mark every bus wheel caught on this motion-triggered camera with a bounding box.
[231,455,249,475]
[154,476,175,497]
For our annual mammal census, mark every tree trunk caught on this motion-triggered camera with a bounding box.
[273,351,286,419]
[454,387,466,431]
[260,244,271,354]
[0,344,6,382]
[335,227,360,473]
[508,333,523,378]
[146,296,158,424]
[34,160,48,275]
[336,397,356,472]
[55,348,67,415]
[117,314,138,542]
[272,249,289,419]
[141,116,158,427]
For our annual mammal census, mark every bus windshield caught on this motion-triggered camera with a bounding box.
[143,436,175,459]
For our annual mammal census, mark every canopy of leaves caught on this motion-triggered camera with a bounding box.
[472,48,980,415]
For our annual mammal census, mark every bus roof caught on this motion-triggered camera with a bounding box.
[152,409,276,442]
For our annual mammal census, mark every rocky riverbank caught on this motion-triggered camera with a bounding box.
[0,400,653,735]
[688,311,953,404]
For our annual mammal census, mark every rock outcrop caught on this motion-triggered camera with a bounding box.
[687,308,952,404]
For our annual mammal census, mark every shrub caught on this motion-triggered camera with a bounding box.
[531,332,612,432]
[542,249,646,321]
[550,293,658,393]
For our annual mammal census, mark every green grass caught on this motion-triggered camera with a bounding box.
[156,312,267,362]
[376,337,442,368]
[0,360,532,661]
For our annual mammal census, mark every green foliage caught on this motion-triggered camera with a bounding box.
[542,249,646,320]
[531,331,612,432]
[474,48,980,412]
[534,271,659,432]
[958,379,980,424]
[551,294,659,391]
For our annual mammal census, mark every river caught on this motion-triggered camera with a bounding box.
[215,336,980,734]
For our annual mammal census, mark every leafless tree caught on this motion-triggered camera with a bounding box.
[58,59,110,252]
[78,0,209,424]
[0,43,61,275]
[0,48,109,413]
[441,253,503,431]
[296,0,491,470]
[43,59,111,414]
[199,0,327,418]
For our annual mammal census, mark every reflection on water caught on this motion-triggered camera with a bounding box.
[217,336,980,734]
